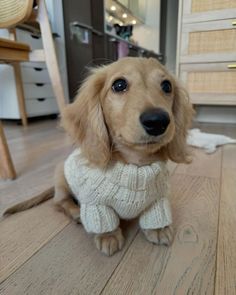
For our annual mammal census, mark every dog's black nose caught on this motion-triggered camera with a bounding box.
[140,108,170,136]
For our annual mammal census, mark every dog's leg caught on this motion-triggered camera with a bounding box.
[94,227,125,256]
[54,163,80,222]
[79,204,124,256]
[142,226,174,246]
[139,199,174,246]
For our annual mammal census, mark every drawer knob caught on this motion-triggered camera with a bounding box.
[35,83,45,87]
[37,98,46,102]
[34,67,43,71]
[228,64,236,69]
[31,34,41,39]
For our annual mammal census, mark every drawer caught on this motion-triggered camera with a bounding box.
[26,97,59,117]
[180,62,236,105]
[23,83,54,99]
[16,29,43,50]
[180,19,236,63]
[22,61,47,69]
[21,67,50,83]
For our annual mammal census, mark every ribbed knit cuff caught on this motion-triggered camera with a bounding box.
[80,204,120,234]
[139,198,172,230]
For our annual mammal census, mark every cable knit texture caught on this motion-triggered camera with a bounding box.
[64,149,172,234]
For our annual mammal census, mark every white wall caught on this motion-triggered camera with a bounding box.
[132,0,161,53]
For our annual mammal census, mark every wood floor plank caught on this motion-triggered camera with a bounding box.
[0,220,138,295]
[0,201,70,284]
[167,160,178,175]
[1,119,235,294]
[102,175,220,295]
[175,147,222,179]
[0,147,71,215]
[215,145,236,295]
[0,120,72,215]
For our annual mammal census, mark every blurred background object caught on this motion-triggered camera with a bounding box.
[63,0,162,99]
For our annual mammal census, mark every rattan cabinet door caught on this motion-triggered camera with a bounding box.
[183,0,236,23]
[192,0,236,13]
[180,63,236,105]
[180,19,236,63]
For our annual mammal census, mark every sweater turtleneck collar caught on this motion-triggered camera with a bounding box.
[71,149,167,191]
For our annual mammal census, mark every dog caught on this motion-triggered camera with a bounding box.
[4,57,194,256]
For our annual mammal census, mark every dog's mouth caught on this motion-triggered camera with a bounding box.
[134,140,159,146]
[117,135,163,147]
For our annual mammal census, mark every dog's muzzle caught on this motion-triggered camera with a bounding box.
[140,108,170,136]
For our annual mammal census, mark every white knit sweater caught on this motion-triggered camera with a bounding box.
[64,149,172,234]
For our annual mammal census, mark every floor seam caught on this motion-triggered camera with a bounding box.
[213,147,224,295]
[99,228,140,294]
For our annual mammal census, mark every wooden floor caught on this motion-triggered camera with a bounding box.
[0,119,236,295]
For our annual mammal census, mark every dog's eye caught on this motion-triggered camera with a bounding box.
[161,80,172,94]
[112,78,128,93]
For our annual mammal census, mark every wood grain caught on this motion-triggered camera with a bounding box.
[215,145,236,295]
[0,47,29,62]
[175,147,222,178]
[102,175,220,295]
[0,200,70,284]
[0,220,138,295]
[0,38,30,51]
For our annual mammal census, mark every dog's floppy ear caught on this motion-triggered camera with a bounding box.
[167,81,194,163]
[62,68,111,167]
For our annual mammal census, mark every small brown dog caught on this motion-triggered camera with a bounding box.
[4,57,193,256]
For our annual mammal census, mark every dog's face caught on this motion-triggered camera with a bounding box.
[62,57,194,166]
[100,58,176,153]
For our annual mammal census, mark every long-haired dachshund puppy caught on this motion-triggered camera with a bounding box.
[5,57,194,256]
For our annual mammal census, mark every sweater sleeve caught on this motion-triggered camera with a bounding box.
[80,204,120,234]
[139,165,172,229]
[139,198,172,229]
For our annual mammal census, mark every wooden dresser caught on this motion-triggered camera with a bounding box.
[177,0,236,105]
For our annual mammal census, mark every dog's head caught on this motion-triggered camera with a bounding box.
[62,57,194,166]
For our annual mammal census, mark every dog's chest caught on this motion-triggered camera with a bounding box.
[64,149,168,219]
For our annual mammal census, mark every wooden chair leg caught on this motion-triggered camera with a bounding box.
[0,121,16,179]
[12,63,28,127]
[37,0,66,114]
[8,29,28,127]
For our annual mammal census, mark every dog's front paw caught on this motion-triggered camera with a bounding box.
[70,207,81,223]
[142,225,174,246]
[94,228,125,256]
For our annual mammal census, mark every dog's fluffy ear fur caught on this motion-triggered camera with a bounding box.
[62,68,111,167]
[166,81,194,163]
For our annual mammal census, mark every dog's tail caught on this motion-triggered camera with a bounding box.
[3,187,54,216]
